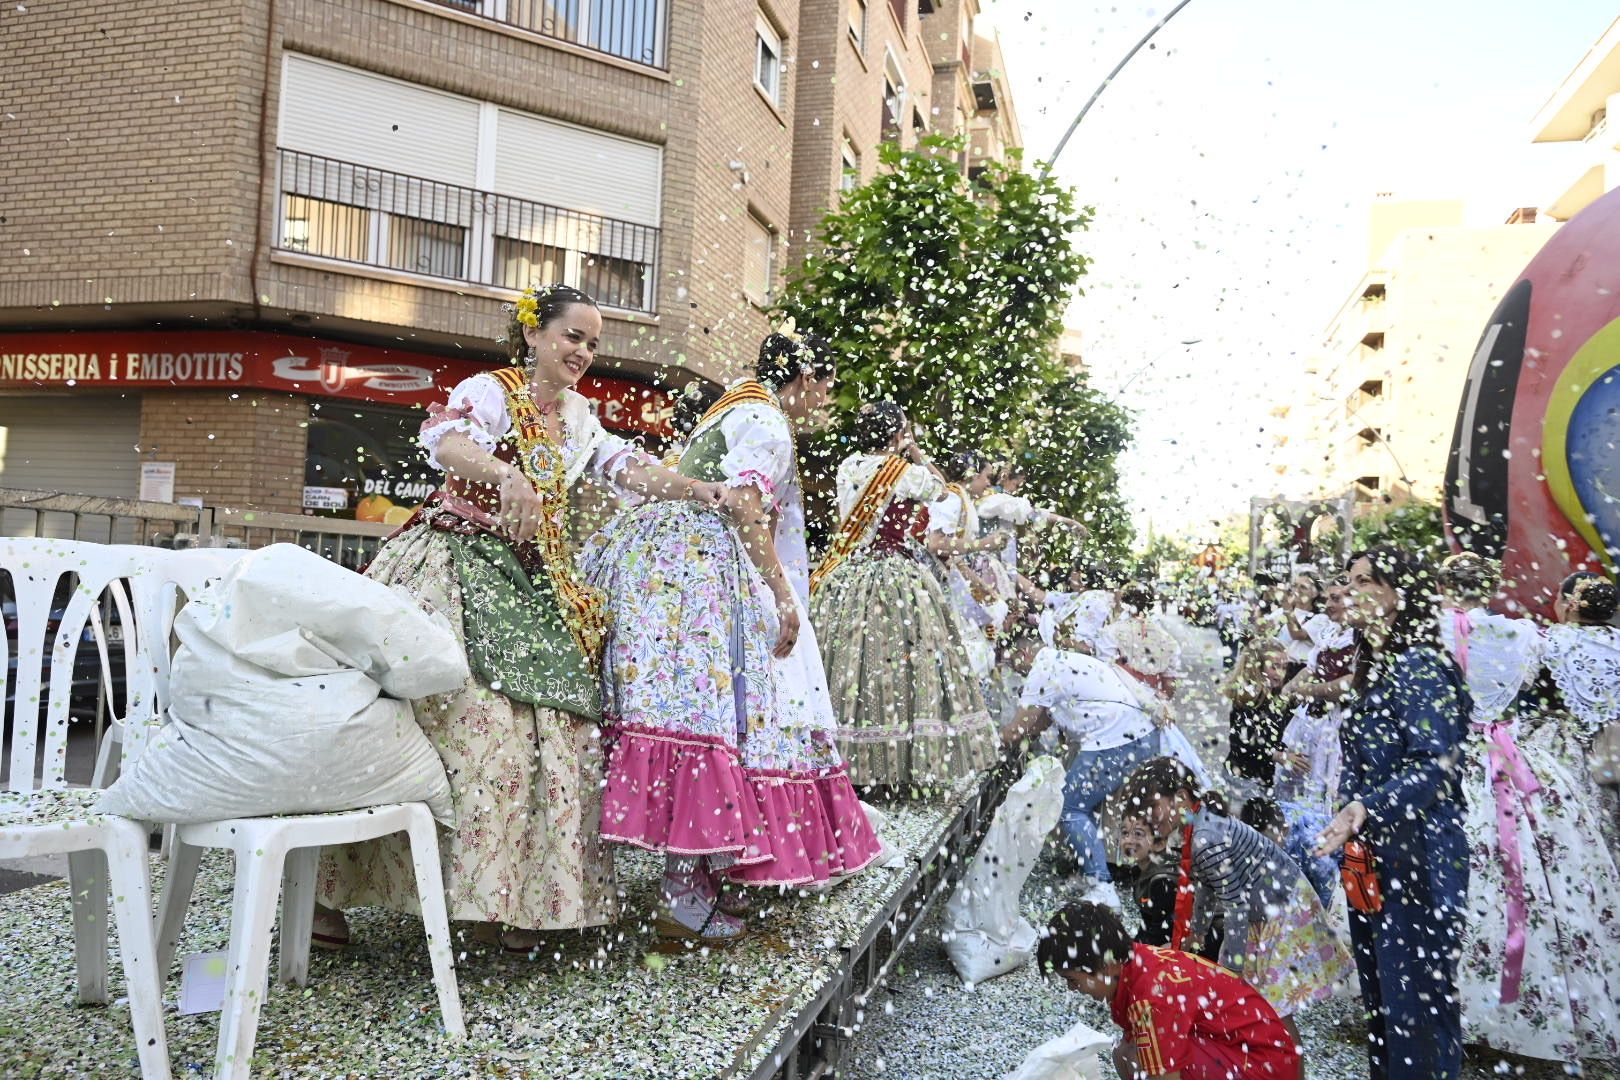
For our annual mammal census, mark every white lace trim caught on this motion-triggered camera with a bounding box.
[1542,624,1620,736]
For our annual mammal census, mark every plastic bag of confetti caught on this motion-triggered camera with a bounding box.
[944,754,1065,985]
[1003,1019,1109,1080]
[98,544,463,824]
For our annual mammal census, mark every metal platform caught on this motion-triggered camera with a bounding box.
[733,760,1018,1080]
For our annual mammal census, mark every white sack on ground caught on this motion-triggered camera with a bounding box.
[944,754,1065,985]
[1003,1020,1111,1080]
[98,543,465,824]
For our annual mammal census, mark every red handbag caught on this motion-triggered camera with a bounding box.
[1341,839,1384,914]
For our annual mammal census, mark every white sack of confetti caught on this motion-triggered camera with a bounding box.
[944,754,1065,985]
[98,543,464,824]
[1002,1019,1109,1080]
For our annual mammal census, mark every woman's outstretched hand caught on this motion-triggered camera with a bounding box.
[1313,800,1366,857]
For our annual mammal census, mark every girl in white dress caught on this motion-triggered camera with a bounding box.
[1441,555,1620,1065]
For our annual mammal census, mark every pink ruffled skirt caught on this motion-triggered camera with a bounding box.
[583,501,882,886]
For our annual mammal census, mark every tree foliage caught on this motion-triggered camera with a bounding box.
[1350,499,1447,561]
[776,134,1132,554]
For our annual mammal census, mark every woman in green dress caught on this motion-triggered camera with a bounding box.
[315,285,725,952]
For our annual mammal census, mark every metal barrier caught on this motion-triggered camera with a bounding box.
[0,487,392,568]
[205,506,391,571]
[276,148,662,314]
[0,488,202,549]
[731,758,1019,1080]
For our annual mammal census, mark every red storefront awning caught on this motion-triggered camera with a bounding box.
[0,330,673,436]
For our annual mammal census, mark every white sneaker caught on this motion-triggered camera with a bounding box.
[1081,880,1123,912]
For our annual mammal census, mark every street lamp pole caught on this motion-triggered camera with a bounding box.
[1039,0,1198,179]
[1112,338,1202,400]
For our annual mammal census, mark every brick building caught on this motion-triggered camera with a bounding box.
[0,0,1021,522]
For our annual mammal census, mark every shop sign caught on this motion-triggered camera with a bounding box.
[0,330,673,436]
[301,486,349,511]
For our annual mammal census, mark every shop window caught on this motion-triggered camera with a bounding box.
[304,401,443,524]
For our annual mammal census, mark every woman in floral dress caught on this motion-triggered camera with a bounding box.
[315,285,725,952]
[1439,555,1620,1066]
[1532,571,1620,853]
[583,331,881,946]
[809,401,1001,794]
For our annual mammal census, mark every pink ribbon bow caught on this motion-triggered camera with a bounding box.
[1474,718,1542,1004]
[1452,608,1473,674]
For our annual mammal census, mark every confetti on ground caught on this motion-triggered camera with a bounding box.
[840,843,1620,1080]
[0,780,980,1079]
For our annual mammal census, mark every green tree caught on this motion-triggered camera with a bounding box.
[1351,499,1447,561]
[777,135,1132,559]
[777,134,1093,450]
[1014,372,1135,566]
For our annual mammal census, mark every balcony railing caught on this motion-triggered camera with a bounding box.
[275,148,660,315]
[425,0,669,70]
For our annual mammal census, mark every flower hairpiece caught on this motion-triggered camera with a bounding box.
[513,287,543,329]
[775,316,803,344]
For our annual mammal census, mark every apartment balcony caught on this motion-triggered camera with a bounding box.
[274,149,660,315]
[423,0,669,69]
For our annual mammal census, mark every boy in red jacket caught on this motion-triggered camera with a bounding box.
[1038,902,1301,1080]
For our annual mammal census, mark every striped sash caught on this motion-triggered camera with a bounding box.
[691,379,779,435]
[489,366,609,666]
[810,454,909,594]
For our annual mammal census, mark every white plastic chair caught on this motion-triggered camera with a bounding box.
[0,539,177,1079]
[148,547,465,1080]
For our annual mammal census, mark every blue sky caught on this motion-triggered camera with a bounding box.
[979,0,1614,541]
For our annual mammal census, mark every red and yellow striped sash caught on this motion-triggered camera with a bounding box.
[490,367,609,666]
[810,454,908,594]
[691,380,778,434]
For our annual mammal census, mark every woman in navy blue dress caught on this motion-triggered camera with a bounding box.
[1315,545,1471,1080]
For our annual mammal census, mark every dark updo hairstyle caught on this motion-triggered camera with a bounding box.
[670,380,723,441]
[1346,544,1448,689]
[1439,552,1500,606]
[503,284,598,362]
[1239,796,1285,837]
[1118,581,1156,614]
[853,400,907,453]
[1561,571,1619,625]
[1037,902,1134,976]
[943,449,988,484]
[1116,755,1229,820]
[756,331,836,390]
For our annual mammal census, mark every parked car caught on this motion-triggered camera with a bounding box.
[2,585,127,724]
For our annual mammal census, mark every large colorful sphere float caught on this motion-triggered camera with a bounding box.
[1446,186,1620,619]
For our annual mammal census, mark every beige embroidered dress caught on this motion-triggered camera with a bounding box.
[317,372,633,930]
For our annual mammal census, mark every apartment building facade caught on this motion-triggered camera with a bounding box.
[1532,15,1620,221]
[787,0,1021,250]
[1300,198,1557,508]
[0,0,1021,522]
